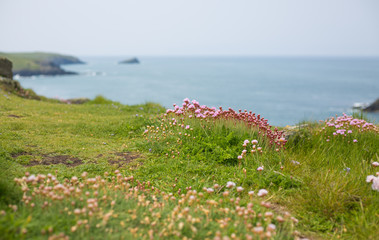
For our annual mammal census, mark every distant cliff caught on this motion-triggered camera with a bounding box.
[0,52,85,77]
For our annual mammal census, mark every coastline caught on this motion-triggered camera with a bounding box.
[0,52,85,77]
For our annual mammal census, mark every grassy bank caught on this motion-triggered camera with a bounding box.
[0,90,378,239]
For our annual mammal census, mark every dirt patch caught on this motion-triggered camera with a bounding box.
[8,114,22,118]
[11,152,29,158]
[108,152,141,168]
[11,152,83,167]
[28,155,83,167]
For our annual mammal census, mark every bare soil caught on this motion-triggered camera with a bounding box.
[108,152,141,168]
[12,152,83,167]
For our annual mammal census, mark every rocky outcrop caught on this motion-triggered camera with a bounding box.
[13,61,76,77]
[0,58,13,79]
[364,98,379,112]
[119,57,140,64]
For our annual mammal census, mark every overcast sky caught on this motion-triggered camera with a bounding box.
[1,0,378,56]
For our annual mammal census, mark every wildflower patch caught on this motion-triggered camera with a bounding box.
[321,113,378,142]
[5,171,299,239]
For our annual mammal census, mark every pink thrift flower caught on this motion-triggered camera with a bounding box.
[366,175,375,183]
[372,162,379,167]
[372,177,379,191]
[257,166,264,171]
[366,175,379,191]
[238,155,243,160]
[226,181,236,188]
[251,140,258,145]
[353,139,358,143]
[257,189,268,197]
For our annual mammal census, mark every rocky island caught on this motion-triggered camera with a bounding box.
[0,52,85,77]
[119,57,140,64]
[364,98,379,112]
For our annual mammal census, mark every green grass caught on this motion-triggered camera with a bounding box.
[0,90,378,239]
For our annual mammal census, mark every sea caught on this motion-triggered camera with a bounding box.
[15,56,379,126]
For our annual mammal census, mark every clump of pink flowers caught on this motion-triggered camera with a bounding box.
[166,98,286,148]
[322,113,378,142]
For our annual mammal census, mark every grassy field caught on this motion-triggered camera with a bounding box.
[0,89,378,239]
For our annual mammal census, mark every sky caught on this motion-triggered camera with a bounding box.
[0,0,379,56]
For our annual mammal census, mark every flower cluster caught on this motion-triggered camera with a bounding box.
[8,171,299,239]
[237,139,271,168]
[322,114,378,142]
[166,98,286,147]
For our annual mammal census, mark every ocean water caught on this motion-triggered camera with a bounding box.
[16,56,379,126]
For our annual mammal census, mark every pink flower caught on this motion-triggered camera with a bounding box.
[366,175,379,191]
[353,139,358,143]
[236,186,244,192]
[251,140,258,145]
[366,175,375,183]
[226,181,236,188]
[373,178,379,191]
[257,166,264,171]
[238,155,243,160]
[185,125,190,130]
[257,189,268,197]
[372,162,379,167]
